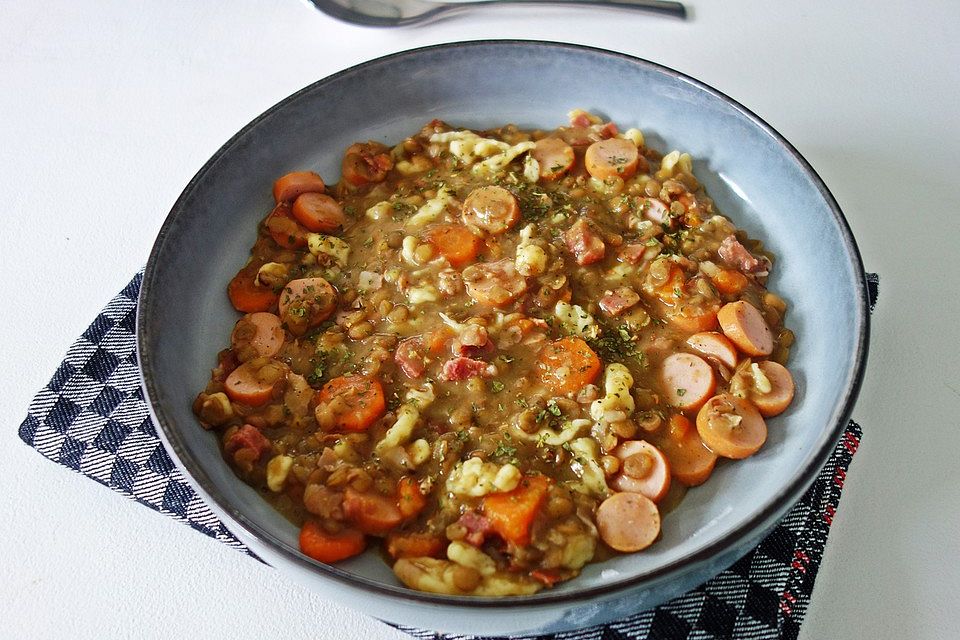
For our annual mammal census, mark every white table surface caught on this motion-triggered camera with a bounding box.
[2,1,959,638]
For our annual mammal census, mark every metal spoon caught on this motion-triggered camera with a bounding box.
[307,0,686,27]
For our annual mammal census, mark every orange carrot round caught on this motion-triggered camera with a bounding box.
[423,224,483,267]
[712,269,749,295]
[317,375,386,432]
[537,337,602,396]
[386,531,446,560]
[299,520,366,563]
[227,263,279,313]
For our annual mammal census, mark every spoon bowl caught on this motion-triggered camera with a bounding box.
[307,0,686,27]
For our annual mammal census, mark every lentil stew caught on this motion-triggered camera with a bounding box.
[193,110,796,596]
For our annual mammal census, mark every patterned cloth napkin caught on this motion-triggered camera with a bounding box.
[19,273,879,640]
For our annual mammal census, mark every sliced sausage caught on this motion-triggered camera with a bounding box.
[611,440,671,503]
[273,171,326,203]
[462,186,520,235]
[584,138,640,181]
[278,277,337,336]
[224,357,288,406]
[686,332,739,369]
[530,137,575,181]
[654,415,717,487]
[659,352,716,411]
[231,312,284,361]
[598,287,640,317]
[749,361,795,417]
[291,192,345,233]
[697,394,767,459]
[717,300,774,356]
[265,202,309,249]
[564,218,606,266]
[462,259,527,307]
[596,492,661,552]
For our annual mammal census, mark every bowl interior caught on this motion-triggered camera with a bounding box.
[139,41,867,603]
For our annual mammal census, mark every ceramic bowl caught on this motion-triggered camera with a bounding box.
[137,41,869,635]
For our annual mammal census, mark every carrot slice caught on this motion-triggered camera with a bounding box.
[227,262,279,313]
[655,415,718,486]
[697,394,768,459]
[317,375,386,432]
[397,476,428,519]
[423,224,483,267]
[273,171,326,204]
[712,269,749,295]
[386,532,446,559]
[223,357,287,406]
[265,202,309,249]
[482,475,551,546]
[537,336,602,396]
[299,520,366,563]
[343,488,404,535]
[291,192,345,233]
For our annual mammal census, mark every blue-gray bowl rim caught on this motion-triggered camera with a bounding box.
[137,39,870,608]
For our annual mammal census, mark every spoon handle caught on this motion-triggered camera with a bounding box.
[432,0,686,19]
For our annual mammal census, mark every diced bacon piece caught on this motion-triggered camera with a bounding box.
[394,337,427,379]
[598,122,619,138]
[718,235,771,274]
[457,510,493,546]
[619,244,647,265]
[454,324,495,359]
[564,219,606,266]
[224,424,271,461]
[599,287,641,316]
[641,198,669,223]
[531,568,565,587]
[442,357,494,381]
[570,113,592,127]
